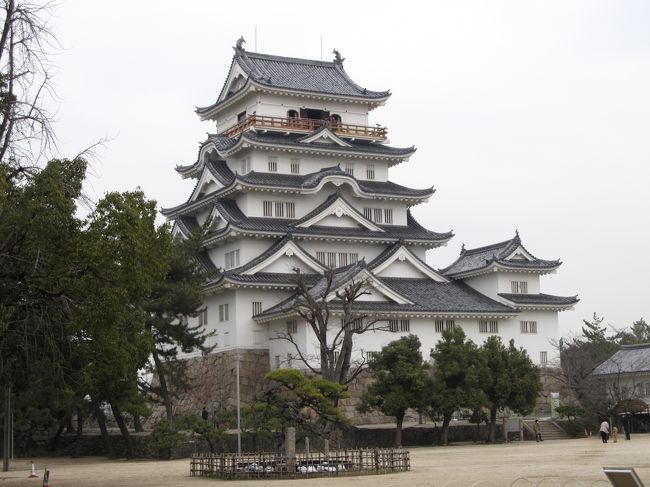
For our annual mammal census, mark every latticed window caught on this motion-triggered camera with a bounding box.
[338,253,348,267]
[389,319,410,332]
[363,207,372,220]
[198,309,208,327]
[435,319,455,332]
[274,201,284,217]
[285,202,295,218]
[240,157,251,174]
[540,351,548,365]
[520,321,538,334]
[224,249,240,269]
[252,302,262,315]
[286,320,298,335]
[373,208,383,223]
[511,281,528,293]
[384,209,393,224]
[349,253,358,263]
[366,164,375,180]
[344,164,354,176]
[365,350,379,363]
[218,304,229,322]
[327,252,337,267]
[268,156,278,172]
[350,318,363,331]
[316,251,325,264]
[263,201,273,217]
[290,158,300,174]
[479,320,498,333]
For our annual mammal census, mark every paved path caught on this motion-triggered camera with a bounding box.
[1,434,649,487]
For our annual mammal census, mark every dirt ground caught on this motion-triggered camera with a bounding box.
[1,434,649,487]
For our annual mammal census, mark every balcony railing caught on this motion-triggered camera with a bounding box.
[221,114,387,141]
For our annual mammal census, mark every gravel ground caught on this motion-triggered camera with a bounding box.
[1,434,649,487]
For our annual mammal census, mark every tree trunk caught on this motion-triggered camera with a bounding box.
[111,403,135,458]
[487,407,497,444]
[49,421,65,451]
[2,385,11,472]
[94,404,115,458]
[152,350,174,422]
[395,413,404,447]
[441,411,452,446]
[76,408,83,435]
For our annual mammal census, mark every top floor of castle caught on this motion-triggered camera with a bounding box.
[196,38,391,142]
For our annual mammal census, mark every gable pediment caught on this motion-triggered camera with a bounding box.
[295,196,383,232]
[243,240,325,275]
[372,246,449,282]
[504,245,535,262]
[326,268,413,305]
[189,168,224,203]
[298,128,352,147]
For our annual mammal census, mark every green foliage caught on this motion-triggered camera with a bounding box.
[148,420,187,459]
[555,404,586,420]
[358,335,428,445]
[619,318,650,345]
[428,327,482,445]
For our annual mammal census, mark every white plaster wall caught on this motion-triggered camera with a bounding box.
[233,289,292,349]
[496,272,541,294]
[266,314,557,371]
[260,254,320,274]
[255,93,370,126]
[206,238,271,270]
[462,274,500,300]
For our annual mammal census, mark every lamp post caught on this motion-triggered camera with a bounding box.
[235,351,241,454]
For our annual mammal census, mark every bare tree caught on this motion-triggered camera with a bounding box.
[0,0,57,179]
[274,265,387,388]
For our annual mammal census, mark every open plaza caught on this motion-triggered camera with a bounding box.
[1,434,649,487]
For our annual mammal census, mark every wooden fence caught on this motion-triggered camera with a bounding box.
[190,448,410,479]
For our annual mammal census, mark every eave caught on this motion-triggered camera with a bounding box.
[446,262,561,280]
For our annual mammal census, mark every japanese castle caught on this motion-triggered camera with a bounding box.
[162,39,578,382]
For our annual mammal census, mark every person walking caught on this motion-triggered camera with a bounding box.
[533,419,543,442]
[612,425,619,443]
[599,419,610,443]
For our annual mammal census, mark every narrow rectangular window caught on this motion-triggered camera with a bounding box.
[530,321,537,333]
[389,320,398,332]
[511,281,528,293]
[286,319,298,335]
[344,164,354,176]
[520,321,537,333]
[445,320,455,330]
[489,320,498,333]
[366,164,375,180]
[316,251,325,264]
[479,320,488,333]
[349,253,358,263]
[224,249,240,269]
[384,208,393,224]
[285,202,295,218]
[263,201,272,217]
[219,304,229,322]
[350,318,363,331]
[373,208,383,223]
[540,351,548,365]
[252,302,262,315]
[275,355,281,369]
[520,321,528,333]
[240,158,250,174]
[287,353,293,367]
[435,319,444,333]
[400,319,410,332]
[363,207,372,220]
[290,158,300,174]
[365,351,379,363]
[327,252,337,267]
[268,156,278,172]
[338,253,348,267]
[274,201,284,217]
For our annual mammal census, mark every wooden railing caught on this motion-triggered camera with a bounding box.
[222,114,387,140]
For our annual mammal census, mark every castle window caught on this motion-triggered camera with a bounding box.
[252,302,263,315]
[350,318,363,331]
[344,164,354,176]
[479,320,499,333]
[435,319,455,332]
[365,350,379,363]
[511,281,528,294]
[290,158,300,174]
[389,319,410,332]
[218,304,229,322]
[520,321,538,334]
[349,253,358,263]
[240,157,251,174]
[237,110,247,122]
[275,355,281,368]
[286,202,295,218]
[263,201,295,218]
[198,309,208,327]
[286,319,298,335]
[338,253,348,267]
[327,252,337,267]
[263,201,273,217]
[316,251,325,264]
[287,109,299,119]
[274,201,284,217]
[366,164,375,180]
[540,351,548,365]
[373,208,383,223]
[268,156,278,172]
[224,249,240,269]
[330,114,342,127]
[384,209,393,224]
[363,207,372,220]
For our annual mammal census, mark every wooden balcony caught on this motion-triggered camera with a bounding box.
[221,114,388,141]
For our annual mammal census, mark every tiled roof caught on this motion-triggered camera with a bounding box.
[197,49,390,115]
[441,233,561,278]
[256,264,517,319]
[498,293,579,307]
[206,196,451,244]
[206,132,415,159]
[592,344,650,376]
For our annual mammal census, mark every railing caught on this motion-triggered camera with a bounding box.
[190,448,410,479]
[221,114,388,141]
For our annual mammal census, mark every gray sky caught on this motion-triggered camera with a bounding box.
[50,1,650,337]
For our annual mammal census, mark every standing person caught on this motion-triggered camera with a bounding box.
[599,419,610,443]
[533,420,543,442]
[201,406,209,421]
[612,425,619,443]
[624,413,631,440]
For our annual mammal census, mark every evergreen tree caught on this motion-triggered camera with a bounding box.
[358,335,429,446]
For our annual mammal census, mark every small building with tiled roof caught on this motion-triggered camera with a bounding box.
[592,344,650,413]
[163,39,578,389]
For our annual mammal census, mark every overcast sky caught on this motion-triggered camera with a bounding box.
[49,1,650,337]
